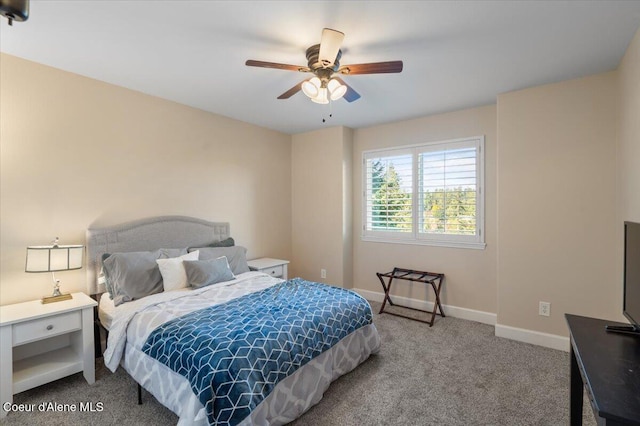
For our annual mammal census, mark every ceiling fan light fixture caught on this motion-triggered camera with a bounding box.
[302,77,321,99]
[311,87,329,104]
[327,78,347,101]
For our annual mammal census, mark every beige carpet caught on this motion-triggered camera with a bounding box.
[1,301,596,425]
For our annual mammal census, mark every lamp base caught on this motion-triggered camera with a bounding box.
[41,293,73,304]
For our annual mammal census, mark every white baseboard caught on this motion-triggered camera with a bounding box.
[353,288,497,326]
[495,323,570,352]
[354,288,569,351]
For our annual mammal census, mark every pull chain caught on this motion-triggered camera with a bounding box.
[322,99,334,123]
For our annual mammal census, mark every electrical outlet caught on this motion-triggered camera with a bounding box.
[539,301,551,317]
[320,269,326,279]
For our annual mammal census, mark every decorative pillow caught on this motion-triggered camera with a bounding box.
[189,246,250,275]
[101,253,114,297]
[161,248,187,257]
[183,257,235,289]
[102,248,187,305]
[208,237,235,247]
[156,250,199,292]
[187,237,234,252]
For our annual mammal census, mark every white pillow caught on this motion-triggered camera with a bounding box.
[157,250,199,291]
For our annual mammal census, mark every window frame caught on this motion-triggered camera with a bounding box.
[362,136,486,250]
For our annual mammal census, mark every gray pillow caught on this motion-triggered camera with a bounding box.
[101,253,114,297]
[102,248,187,306]
[188,237,234,252]
[207,237,235,247]
[184,257,235,289]
[189,246,250,275]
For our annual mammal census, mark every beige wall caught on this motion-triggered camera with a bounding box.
[496,72,621,336]
[291,126,353,287]
[352,105,498,314]
[0,54,292,305]
[342,127,354,288]
[618,28,640,223]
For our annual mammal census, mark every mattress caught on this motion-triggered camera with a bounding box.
[98,292,116,331]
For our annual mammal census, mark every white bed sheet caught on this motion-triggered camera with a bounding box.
[97,270,263,332]
[98,293,116,331]
[102,271,381,425]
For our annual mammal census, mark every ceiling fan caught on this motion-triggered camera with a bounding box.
[246,28,403,104]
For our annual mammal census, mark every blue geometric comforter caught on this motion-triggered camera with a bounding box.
[142,278,373,426]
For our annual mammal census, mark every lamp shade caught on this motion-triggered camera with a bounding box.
[25,245,83,272]
[302,77,321,99]
[327,79,347,101]
[311,87,329,104]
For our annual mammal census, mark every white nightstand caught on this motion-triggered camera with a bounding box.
[247,258,290,280]
[0,292,97,417]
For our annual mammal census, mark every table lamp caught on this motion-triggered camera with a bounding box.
[25,237,83,303]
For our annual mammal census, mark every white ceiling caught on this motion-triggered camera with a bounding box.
[1,1,639,134]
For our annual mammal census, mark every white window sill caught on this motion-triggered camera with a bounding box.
[361,236,486,250]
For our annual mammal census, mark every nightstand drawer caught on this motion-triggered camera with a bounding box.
[12,311,81,346]
[247,258,289,280]
[265,265,283,277]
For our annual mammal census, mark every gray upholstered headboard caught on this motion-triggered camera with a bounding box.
[86,216,230,295]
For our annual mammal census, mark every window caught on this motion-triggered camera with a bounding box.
[363,136,485,249]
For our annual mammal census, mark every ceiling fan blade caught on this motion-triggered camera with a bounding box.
[246,60,308,72]
[277,81,303,99]
[338,61,403,75]
[333,77,361,102]
[318,28,345,67]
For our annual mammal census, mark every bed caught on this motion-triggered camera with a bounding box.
[87,216,380,426]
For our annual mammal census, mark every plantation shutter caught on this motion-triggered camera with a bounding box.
[418,141,479,237]
[362,136,484,249]
[364,149,413,235]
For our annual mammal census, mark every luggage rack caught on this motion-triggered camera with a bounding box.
[376,267,445,326]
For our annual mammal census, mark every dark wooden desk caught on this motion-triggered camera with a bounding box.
[565,314,640,425]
